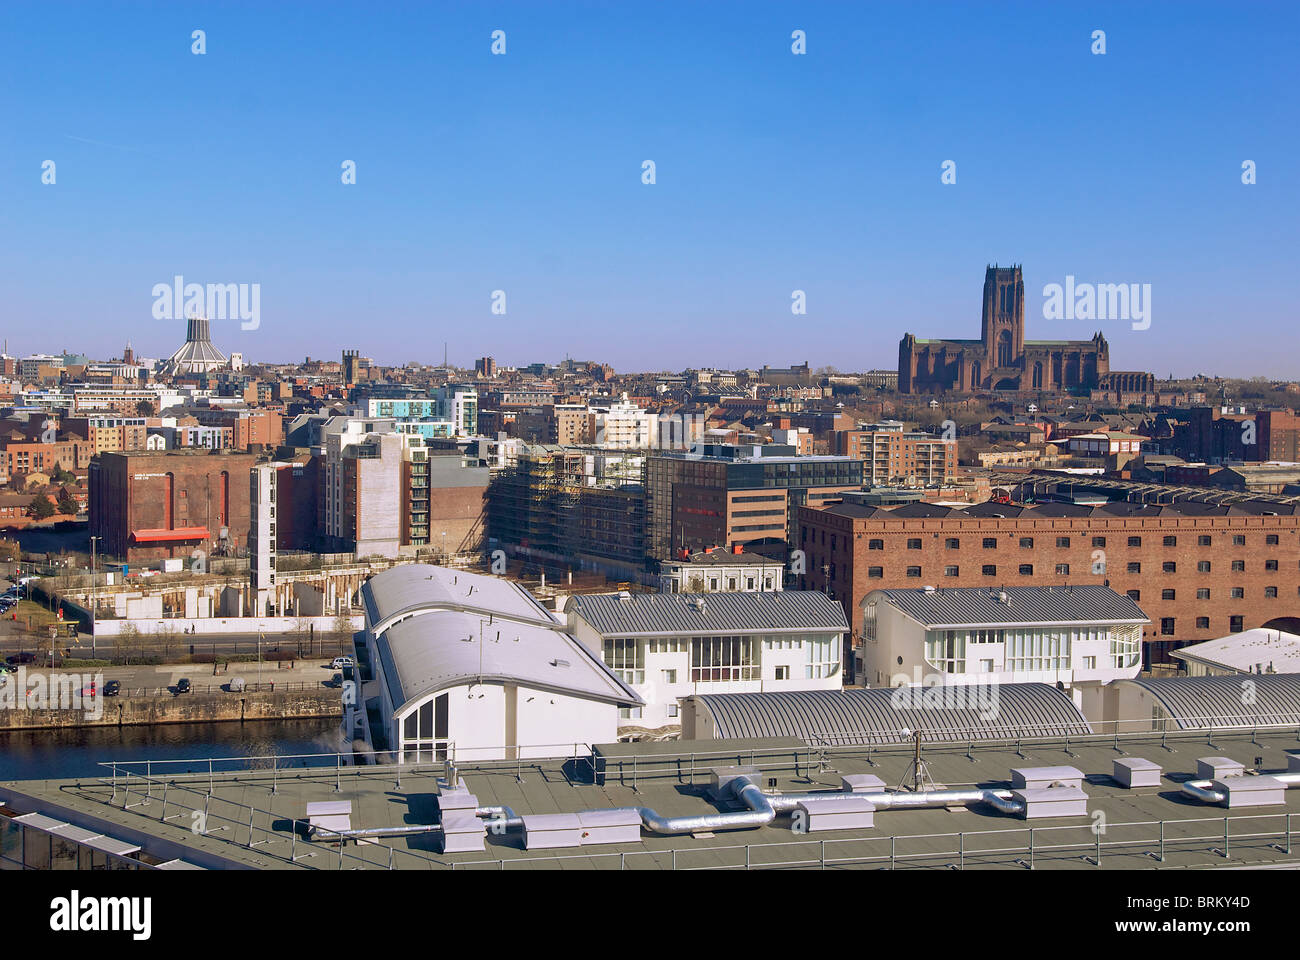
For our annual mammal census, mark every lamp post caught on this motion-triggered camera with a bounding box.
[89,535,101,660]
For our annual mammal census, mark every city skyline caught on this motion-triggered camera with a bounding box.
[3,2,1297,375]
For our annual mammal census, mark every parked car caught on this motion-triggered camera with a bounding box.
[228,677,246,692]
[175,678,192,695]
[0,663,16,675]
[103,680,121,697]
[330,656,355,670]
[5,653,35,665]
[329,672,344,688]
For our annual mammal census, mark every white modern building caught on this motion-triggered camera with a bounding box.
[860,585,1148,716]
[1170,628,1300,677]
[658,549,785,594]
[355,565,641,762]
[566,590,848,734]
[592,393,657,449]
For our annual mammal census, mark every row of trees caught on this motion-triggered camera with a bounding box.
[25,487,78,520]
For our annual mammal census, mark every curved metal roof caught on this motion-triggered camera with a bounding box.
[363,564,641,713]
[689,683,1091,744]
[1115,675,1300,728]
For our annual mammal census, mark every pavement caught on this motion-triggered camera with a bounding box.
[0,657,350,696]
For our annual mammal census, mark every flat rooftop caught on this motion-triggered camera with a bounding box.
[4,726,1300,870]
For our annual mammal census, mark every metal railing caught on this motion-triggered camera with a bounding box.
[449,813,1298,871]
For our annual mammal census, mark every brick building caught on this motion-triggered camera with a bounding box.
[88,449,258,560]
[798,499,1300,669]
[647,445,863,560]
[1186,406,1300,463]
[832,421,957,486]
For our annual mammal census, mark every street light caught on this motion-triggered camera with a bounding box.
[89,535,101,660]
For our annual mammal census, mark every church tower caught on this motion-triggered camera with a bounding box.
[981,264,1025,370]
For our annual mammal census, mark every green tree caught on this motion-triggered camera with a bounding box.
[136,399,155,416]
[56,488,78,516]
[27,493,56,521]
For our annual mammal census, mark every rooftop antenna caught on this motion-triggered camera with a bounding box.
[898,728,938,793]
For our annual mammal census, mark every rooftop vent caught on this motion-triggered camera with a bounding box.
[922,585,937,594]
[617,590,632,601]
[550,658,570,669]
[689,597,707,613]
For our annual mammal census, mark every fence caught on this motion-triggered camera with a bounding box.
[84,758,1300,871]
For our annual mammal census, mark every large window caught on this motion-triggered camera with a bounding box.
[1109,625,1141,668]
[925,630,965,673]
[1005,628,1071,673]
[690,636,759,682]
[603,638,645,684]
[803,634,839,679]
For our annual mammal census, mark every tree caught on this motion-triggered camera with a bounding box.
[27,493,56,521]
[136,399,156,416]
[56,488,78,516]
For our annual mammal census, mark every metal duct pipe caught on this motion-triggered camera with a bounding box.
[1181,771,1300,806]
[314,822,444,840]
[764,787,1023,816]
[474,805,523,831]
[636,778,776,835]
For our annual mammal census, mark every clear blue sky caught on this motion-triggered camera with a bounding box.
[2,1,1296,376]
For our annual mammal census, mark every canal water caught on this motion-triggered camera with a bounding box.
[0,717,344,781]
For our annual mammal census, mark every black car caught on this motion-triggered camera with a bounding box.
[103,680,121,697]
[175,678,192,695]
[5,652,35,665]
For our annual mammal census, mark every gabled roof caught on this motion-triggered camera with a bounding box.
[873,585,1148,628]
[568,590,848,638]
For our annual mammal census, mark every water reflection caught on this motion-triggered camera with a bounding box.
[0,718,344,781]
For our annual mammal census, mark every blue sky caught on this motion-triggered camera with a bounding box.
[1,1,1296,375]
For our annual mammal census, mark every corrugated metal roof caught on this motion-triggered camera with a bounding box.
[689,683,1092,743]
[1116,674,1300,728]
[876,585,1148,628]
[567,590,849,637]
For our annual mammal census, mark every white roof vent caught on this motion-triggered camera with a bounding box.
[922,585,937,594]
[690,597,707,613]
[617,590,632,601]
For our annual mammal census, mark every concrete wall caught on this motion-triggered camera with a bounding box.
[92,613,361,637]
[0,688,342,731]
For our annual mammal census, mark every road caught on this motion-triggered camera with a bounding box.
[1,629,351,661]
